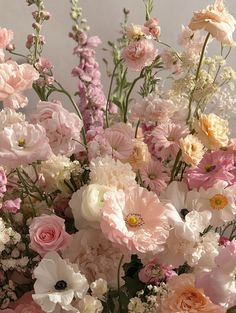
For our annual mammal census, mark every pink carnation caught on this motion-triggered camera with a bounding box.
[185,150,235,190]
[0,27,13,49]
[31,101,83,156]
[0,122,52,168]
[101,186,169,255]
[0,61,39,109]
[29,215,71,256]
[2,198,21,213]
[122,39,158,71]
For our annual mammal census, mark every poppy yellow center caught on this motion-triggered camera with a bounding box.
[18,138,26,147]
[125,213,144,227]
[209,194,228,210]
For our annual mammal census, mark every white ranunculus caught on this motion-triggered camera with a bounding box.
[69,184,113,228]
[90,278,108,299]
[32,251,89,313]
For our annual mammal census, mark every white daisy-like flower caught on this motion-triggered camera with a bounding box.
[32,251,89,313]
[196,180,236,227]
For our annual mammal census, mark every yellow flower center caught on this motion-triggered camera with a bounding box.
[209,194,228,210]
[204,164,216,172]
[148,173,157,180]
[18,138,26,147]
[125,213,144,228]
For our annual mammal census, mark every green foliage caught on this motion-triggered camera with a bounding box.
[227,306,236,313]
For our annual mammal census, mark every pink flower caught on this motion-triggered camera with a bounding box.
[0,27,13,49]
[101,186,169,255]
[122,39,158,71]
[29,215,71,256]
[161,273,226,313]
[0,122,52,168]
[151,122,188,160]
[0,61,39,109]
[139,159,169,195]
[144,18,161,38]
[31,101,83,156]
[11,292,43,313]
[196,240,236,309]
[0,167,7,197]
[185,150,235,190]
[138,258,176,284]
[2,198,21,213]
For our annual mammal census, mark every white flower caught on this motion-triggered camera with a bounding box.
[78,295,103,313]
[128,297,145,313]
[32,251,89,313]
[0,108,25,131]
[196,180,236,227]
[89,156,137,190]
[0,217,21,253]
[69,184,113,228]
[90,279,108,299]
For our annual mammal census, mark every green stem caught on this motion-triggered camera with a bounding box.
[186,32,211,124]
[105,59,123,128]
[135,120,140,138]
[170,149,182,182]
[117,254,124,312]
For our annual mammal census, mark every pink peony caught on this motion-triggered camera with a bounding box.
[2,198,21,213]
[101,186,169,255]
[122,39,158,71]
[29,215,71,256]
[0,27,13,49]
[11,292,43,313]
[185,150,235,190]
[0,122,52,168]
[0,60,39,109]
[161,273,226,313]
[196,240,236,309]
[31,101,83,156]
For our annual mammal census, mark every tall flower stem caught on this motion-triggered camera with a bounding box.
[186,32,211,124]
[117,254,124,312]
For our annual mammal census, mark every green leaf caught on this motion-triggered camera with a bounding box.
[227,306,236,313]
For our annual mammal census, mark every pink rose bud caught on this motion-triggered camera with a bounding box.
[2,198,21,213]
[29,215,71,256]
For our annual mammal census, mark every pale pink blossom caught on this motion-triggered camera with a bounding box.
[31,101,83,156]
[161,273,226,313]
[151,122,188,160]
[0,167,7,197]
[29,215,71,256]
[122,39,158,71]
[0,61,39,109]
[140,159,168,195]
[101,186,169,255]
[2,198,21,213]
[196,240,236,309]
[0,27,13,49]
[185,150,235,190]
[0,122,52,168]
[144,18,161,38]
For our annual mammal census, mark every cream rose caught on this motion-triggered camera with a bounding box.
[179,134,205,166]
[194,113,229,150]
[189,0,236,46]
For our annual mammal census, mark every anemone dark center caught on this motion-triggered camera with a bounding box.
[54,280,67,291]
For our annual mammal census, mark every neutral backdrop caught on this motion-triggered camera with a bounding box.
[0,0,236,111]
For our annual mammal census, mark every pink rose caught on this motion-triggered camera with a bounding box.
[0,27,13,49]
[0,122,52,168]
[29,215,71,256]
[122,39,158,71]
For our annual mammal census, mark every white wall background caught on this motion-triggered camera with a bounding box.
[0,0,236,112]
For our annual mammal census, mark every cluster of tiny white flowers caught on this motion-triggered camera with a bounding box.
[0,279,17,309]
[0,218,21,253]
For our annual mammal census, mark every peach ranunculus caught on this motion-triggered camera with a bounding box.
[29,215,71,256]
[194,113,229,150]
[188,0,236,46]
[0,60,39,109]
[122,39,158,71]
[161,273,226,313]
[0,27,13,49]
[179,134,205,166]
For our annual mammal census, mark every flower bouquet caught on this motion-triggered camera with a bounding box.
[0,0,235,312]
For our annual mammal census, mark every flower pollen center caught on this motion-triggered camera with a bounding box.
[125,213,144,228]
[209,194,228,210]
[54,280,67,291]
[18,138,26,147]
[204,164,216,172]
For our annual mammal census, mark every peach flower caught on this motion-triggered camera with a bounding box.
[179,134,205,166]
[189,0,236,46]
[0,27,13,49]
[194,113,229,150]
[161,274,226,313]
[122,39,158,71]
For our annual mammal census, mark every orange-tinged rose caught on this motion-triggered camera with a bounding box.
[189,0,236,46]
